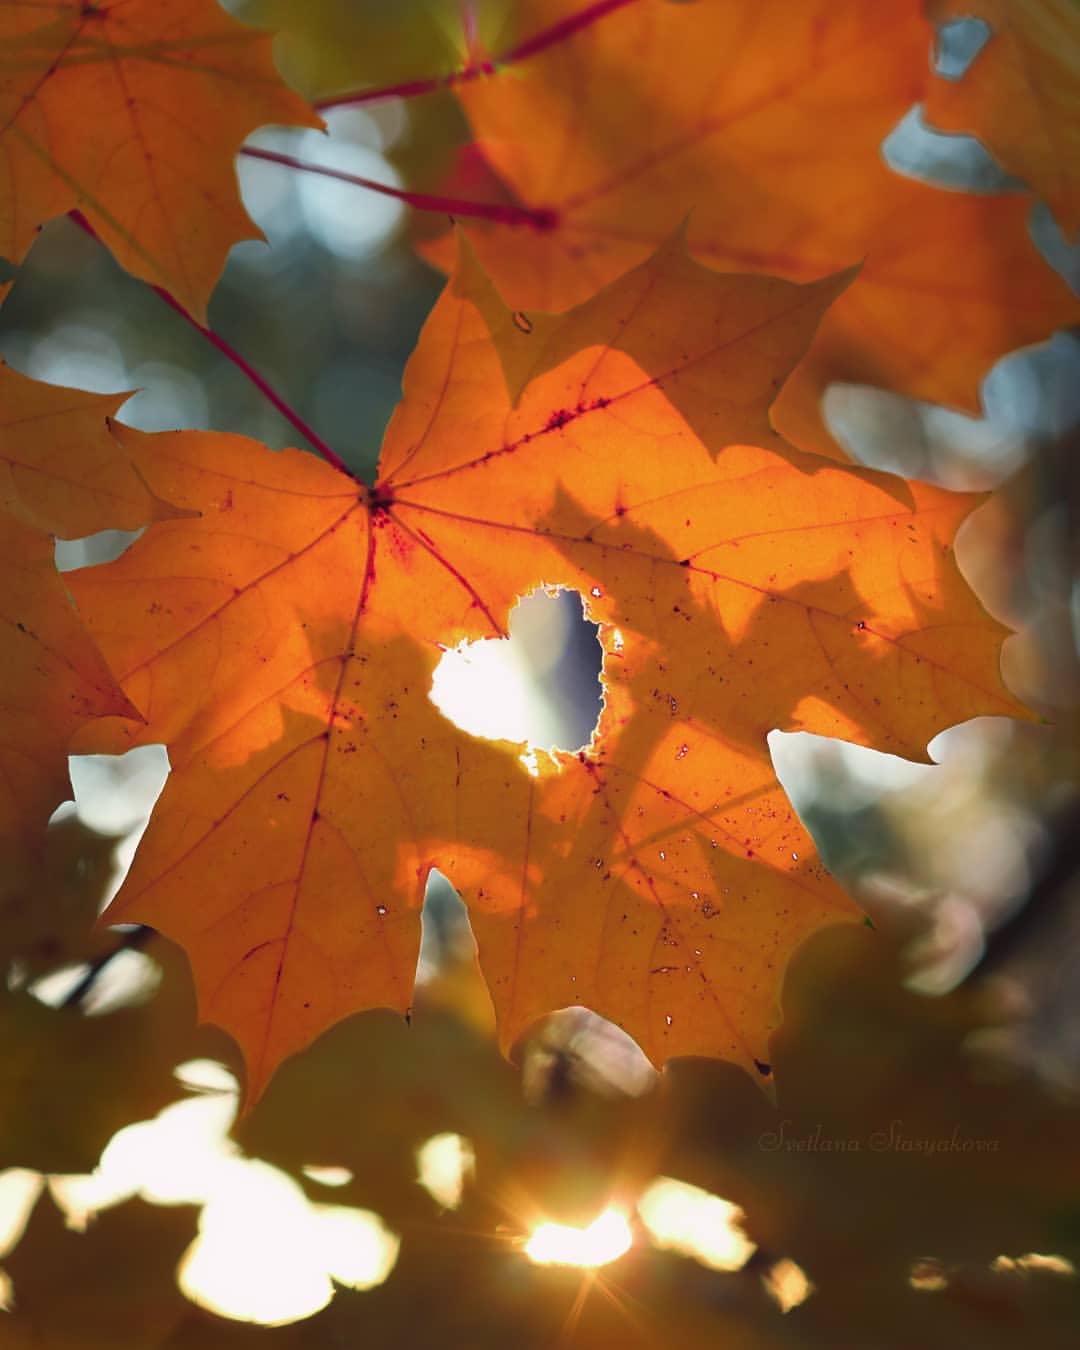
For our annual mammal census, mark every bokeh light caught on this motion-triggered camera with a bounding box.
[416,1133,474,1211]
[637,1177,756,1272]
[41,1061,400,1326]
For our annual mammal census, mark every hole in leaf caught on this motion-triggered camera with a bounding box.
[430,588,603,758]
[416,870,473,989]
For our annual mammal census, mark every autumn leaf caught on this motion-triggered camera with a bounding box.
[400,0,1080,455]
[65,236,1024,1104]
[925,0,1080,239]
[0,0,320,321]
[0,354,181,864]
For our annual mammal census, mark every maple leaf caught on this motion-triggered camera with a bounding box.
[925,0,1080,239]
[65,237,1024,1104]
[0,354,181,864]
[403,0,1079,455]
[0,0,320,321]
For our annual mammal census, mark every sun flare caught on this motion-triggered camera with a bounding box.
[524,1208,633,1268]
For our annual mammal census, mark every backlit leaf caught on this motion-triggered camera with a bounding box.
[64,237,1022,1103]
[416,0,1079,454]
[0,356,178,863]
[0,0,321,320]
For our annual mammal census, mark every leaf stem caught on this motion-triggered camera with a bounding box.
[314,0,639,110]
[67,210,355,479]
[146,284,354,477]
[239,146,556,230]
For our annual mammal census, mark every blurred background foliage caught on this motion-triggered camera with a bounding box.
[1,1,1080,1346]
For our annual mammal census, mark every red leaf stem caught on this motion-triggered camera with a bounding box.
[67,211,355,480]
[314,0,639,111]
[239,146,557,231]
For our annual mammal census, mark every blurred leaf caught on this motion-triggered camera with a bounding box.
[234,0,516,98]
[655,924,1080,1347]
[0,938,217,1173]
[926,0,1080,239]
[239,994,644,1227]
[2,1194,195,1350]
[0,815,117,976]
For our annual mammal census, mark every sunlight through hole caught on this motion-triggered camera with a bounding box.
[430,589,603,761]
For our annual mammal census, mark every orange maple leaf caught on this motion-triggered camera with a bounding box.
[66,238,1025,1103]
[925,0,1080,239]
[0,352,177,862]
[410,0,1078,455]
[0,0,320,321]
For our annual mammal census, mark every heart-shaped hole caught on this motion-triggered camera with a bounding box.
[430,588,603,757]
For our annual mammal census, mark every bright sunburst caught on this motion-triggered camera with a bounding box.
[524,1208,633,1268]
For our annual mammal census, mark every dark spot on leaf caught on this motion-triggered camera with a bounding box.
[530,206,559,232]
